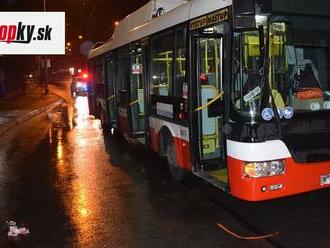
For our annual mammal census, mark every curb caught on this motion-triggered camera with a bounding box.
[0,98,64,136]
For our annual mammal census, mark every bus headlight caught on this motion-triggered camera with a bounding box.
[244,160,285,178]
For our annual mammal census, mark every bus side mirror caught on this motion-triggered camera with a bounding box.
[208,98,225,117]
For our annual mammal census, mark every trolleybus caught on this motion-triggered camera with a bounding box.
[88,0,330,201]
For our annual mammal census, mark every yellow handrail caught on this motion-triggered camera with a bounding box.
[129,99,140,106]
[195,91,224,112]
[152,84,169,88]
[107,95,115,100]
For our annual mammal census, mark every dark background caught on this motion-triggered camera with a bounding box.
[0,0,149,42]
[0,0,148,95]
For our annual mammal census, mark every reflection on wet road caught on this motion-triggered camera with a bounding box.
[2,91,330,247]
[0,95,258,248]
[52,96,109,246]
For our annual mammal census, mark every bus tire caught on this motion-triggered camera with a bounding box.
[165,138,186,181]
[159,128,171,158]
[159,133,167,158]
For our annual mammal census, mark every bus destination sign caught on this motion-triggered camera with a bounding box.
[190,8,228,30]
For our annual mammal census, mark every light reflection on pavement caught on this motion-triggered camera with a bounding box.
[52,96,138,247]
[54,96,102,246]
[74,96,94,129]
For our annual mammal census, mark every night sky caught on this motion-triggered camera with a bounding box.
[0,0,149,43]
[0,0,149,87]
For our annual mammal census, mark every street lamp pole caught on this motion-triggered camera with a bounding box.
[43,0,48,95]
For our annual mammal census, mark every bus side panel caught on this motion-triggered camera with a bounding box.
[150,127,159,152]
[118,107,129,135]
[88,92,96,116]
[228,156,330,201]
[173,137,192,170]
[96,98,106,114]
[87,63,97,116]
[149,117,192,170]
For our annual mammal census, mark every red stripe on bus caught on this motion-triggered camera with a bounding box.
[173,137,192,170]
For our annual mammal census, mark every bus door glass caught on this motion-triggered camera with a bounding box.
[196,36,223,161]
[106,58,117,126]
[129,48,145,135]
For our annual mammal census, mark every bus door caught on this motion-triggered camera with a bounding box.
[106,57,117,128]
[192,34,227,188]
[129,47,146,139]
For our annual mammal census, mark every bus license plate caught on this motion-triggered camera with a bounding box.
[321,174,330,185]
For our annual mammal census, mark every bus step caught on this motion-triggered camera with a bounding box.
[193,170,228,192]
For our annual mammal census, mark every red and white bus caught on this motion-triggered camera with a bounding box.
[87,0,330,201]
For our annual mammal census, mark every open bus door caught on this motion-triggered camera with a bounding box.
[191,32,228,190]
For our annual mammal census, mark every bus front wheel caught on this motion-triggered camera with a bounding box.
[165,139,186,181]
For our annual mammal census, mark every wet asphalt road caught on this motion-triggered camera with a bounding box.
[1,83,330,247]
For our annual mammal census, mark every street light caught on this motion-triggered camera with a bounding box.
[78,35,83,40]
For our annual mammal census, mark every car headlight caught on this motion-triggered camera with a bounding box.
[244,160,285,178]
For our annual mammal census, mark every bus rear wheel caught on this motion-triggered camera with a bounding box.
[165,139,186,181]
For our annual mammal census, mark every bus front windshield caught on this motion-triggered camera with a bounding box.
[232,16,330,122]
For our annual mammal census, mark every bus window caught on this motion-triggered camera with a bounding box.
[116,50,128,107]
[269,20,330,113]
[198,37,222,160]
[151,31,174,96]
[231,31,262,114]
[106,59,116,125]
[94,63,103,84]
[199,38,221,87]
[232,18,330,121]
[174,27,187,98]
[130,51,145,133]
[94,63,105,99]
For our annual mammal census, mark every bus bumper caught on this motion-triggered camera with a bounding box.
[228,156,330,201]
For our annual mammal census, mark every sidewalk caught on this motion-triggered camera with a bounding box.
[0,84,64,135]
